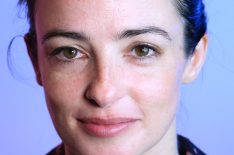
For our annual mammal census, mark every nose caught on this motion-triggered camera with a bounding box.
[85,60,124,108]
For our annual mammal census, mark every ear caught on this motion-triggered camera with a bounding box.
[182,34,208,83]
[24,34,42,86]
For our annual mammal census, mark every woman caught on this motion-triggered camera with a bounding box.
[19,0,208,154]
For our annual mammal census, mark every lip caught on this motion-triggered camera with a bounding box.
[77,117,139,137]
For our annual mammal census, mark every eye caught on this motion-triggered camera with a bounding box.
[131,44,158,58]
[51,46,87,61]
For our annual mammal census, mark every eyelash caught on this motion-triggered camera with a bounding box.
[49,46,87,62]
[49,43,160,64]
[129,43,160,61]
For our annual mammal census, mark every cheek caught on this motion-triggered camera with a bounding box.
[44,74,84,106]
[129,68,181,127]
[41,71,91,140]
[122,68,182,150]
[37,49,90,111]
[40,65,90,122]
[131,69,180,108]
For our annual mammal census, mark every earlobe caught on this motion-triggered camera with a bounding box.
[182,34,208,83]
[24,34,43,86]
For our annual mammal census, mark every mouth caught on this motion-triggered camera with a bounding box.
[77,117,139,138]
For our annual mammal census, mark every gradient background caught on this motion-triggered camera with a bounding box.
[1,0,234,154]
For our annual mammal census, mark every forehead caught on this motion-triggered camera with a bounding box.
[35,0,183,40]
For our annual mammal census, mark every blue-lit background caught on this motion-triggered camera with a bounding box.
[1,1,233,154]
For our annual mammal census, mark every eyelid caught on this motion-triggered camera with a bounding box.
[50,45,82,55]
[49,45,88,62]
[130,42,162,56]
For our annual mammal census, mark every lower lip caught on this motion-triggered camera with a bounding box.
[79,121,137,138]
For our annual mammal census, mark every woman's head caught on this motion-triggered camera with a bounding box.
[20,0,208,155]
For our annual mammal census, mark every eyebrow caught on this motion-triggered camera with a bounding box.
[42,30,90,44]
[118,26,172,41]
[41,26,172,44]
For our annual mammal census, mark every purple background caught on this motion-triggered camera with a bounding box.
[1,0,234,154]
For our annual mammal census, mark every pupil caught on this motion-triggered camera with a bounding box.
[136,46,149,57]
[64,49,77,59]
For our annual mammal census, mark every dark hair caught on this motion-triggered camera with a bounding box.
[175,0,207,55]
[18,0,207,56]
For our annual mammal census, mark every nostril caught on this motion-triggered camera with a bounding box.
[88,98,100,107]
[84,91,99,107]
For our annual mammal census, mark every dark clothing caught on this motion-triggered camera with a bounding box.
[177,135,206,155]
[47,143,64,155]
[47,135,206,155]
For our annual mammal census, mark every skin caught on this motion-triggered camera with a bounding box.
[26,0,208,154]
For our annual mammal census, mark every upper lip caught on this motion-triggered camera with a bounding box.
[78,117,139,125]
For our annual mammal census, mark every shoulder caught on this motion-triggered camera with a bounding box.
[178,135,206,155]
[46,143,65,155]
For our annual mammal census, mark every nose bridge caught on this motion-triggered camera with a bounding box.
[98,58,118,84]
[92,40,120,85]
[85,48,122,107]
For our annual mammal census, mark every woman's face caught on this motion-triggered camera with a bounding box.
[32,0,198,154]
